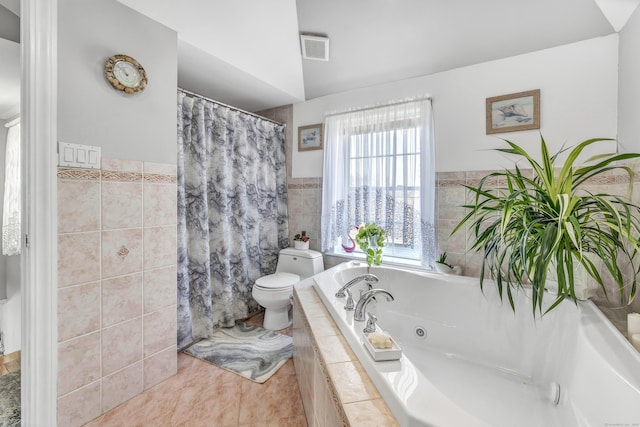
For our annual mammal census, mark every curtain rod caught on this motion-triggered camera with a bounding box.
[178,88,285,127]
[4,117,20,128]
[325,96,432,118]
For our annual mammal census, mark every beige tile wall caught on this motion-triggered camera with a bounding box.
[56,159,178,427]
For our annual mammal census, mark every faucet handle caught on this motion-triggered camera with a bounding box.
[344,289,355,311]
[363,312,377,333]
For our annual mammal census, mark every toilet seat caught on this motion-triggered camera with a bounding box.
[254,272,300,290]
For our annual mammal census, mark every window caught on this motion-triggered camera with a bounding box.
[320,98,436,266]
[3,118,20,256]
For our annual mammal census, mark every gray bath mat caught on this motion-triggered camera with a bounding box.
[0,371,20,427]
[183,322,292,383]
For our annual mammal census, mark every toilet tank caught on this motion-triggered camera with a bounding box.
[275,248,324,279]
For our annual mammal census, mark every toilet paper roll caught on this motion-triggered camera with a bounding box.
[631,334,640,352]
[628,313,640,337]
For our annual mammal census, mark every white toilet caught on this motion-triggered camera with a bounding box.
[252,248,324,330]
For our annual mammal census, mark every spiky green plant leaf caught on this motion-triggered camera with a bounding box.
[454,136,640,314]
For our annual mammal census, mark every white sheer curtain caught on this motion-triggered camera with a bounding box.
[320,98,436,266]
[3,118,21,255]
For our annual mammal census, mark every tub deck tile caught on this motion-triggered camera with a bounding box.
[294,287,328,317]
[326,361,381,404]
[315,335,355,364]
[343,399,398,426]
[306,314,340,338]
[293,282,400,427]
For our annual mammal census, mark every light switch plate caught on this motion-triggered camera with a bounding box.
[58,142,101,169]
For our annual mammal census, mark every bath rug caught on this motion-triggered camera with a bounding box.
[183,322,292,383]
[0,371,21,427]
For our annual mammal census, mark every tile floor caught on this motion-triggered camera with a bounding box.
[0,351,20,377]
[84,313,307,427]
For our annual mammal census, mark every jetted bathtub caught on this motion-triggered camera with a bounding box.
[312,261,640,427]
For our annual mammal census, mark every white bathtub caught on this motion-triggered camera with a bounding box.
[312,261,640,427]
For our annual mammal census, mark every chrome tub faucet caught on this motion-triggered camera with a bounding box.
[354,288,394,321]
[335,273,379,297]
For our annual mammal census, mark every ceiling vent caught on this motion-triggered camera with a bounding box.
[300,35,330,61]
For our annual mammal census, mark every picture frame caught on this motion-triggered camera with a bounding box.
[298,123,324,151]
[486,89,540,134]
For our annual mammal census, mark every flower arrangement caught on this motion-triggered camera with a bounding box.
[355,223,387,268]
[293,230,310,250]
[293,231,309,242]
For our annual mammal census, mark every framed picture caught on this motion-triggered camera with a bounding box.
[486,89,540,134]
[298,123,324,151]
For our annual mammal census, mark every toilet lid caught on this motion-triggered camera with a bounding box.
[255,272,300,289]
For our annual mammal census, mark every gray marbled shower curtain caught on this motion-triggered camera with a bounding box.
[177,91,289,348]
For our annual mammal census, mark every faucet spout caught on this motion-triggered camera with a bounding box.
[335,274,379,297]
[354,289,394,321]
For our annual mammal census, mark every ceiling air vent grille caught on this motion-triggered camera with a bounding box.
[300,35,330,61]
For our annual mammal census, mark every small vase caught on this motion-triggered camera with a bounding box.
[294,240,309,250]
[341,235,356,253]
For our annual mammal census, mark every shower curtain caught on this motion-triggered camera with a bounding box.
[177,91,289,348]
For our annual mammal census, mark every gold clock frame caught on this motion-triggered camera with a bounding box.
[104,54,148,94]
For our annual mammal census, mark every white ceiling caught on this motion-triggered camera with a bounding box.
[298,0,615,100]
[0,0,17,16]
[117,0,634,112]
[117,0,306,112]
[2,0,639,117]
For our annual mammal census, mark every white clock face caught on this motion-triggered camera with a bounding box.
[113,61,142,88]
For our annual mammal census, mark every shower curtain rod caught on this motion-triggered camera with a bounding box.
[178,88,286,127]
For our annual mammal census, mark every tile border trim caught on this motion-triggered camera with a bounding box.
[57,168,101,181]
[57,167,176,184]
[144,173,177,184]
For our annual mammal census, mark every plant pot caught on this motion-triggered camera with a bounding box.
[294,240,309,250]
[434,263,462,275]
[435,262,454,274]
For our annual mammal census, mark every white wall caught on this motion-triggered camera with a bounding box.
[617,6,640,152]
[293,35,619,176]
[58,0,177,164]
[0,4,19,43]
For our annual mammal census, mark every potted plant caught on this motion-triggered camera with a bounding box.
[453,136,640,314]
[293,231,310,250]
[355,223,387,269]
[435,252,454,274]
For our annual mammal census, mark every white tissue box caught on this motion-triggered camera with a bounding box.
[362,330,402,361]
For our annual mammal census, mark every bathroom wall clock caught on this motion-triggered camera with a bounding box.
[104,54,147,94]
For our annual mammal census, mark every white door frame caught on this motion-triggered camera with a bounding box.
[21,0,58,424]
